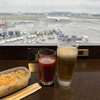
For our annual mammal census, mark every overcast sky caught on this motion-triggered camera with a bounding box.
[0,0,100,14]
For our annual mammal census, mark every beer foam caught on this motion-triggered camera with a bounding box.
[57,47,77,58]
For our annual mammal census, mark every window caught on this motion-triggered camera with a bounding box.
[0,0,100,45]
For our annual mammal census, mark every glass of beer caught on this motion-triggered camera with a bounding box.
[57,45,78,87]
[38,49,56,85]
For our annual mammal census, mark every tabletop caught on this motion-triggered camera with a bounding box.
[0,59,100,100]
[22,71,100,100]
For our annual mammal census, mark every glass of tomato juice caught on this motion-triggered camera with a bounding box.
[38,49,56,85]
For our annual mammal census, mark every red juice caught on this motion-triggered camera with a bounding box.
[39,56,55,84]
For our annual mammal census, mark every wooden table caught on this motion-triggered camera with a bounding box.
[22,71,100,100]
[0,59,100,100]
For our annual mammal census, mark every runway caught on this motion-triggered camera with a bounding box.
[0,17,100,44]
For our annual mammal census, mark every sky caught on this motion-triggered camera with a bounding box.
[0,0,100,14]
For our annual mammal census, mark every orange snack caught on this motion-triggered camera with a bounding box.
[0,70,28,86]
[0,78,16,85]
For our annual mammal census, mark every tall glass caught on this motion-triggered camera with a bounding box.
[57,45,78,87]
[38,49,56,85]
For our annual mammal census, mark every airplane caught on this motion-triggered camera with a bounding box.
[45,13,70,21]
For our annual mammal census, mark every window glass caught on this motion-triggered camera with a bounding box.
[0,0,100,45]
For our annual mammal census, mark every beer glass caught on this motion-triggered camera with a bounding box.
[38,49,56,85]
[57,45,78,86]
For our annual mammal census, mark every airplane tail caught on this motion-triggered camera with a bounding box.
[45,13,49,18]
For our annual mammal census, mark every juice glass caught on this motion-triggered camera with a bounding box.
[38,49,56,85]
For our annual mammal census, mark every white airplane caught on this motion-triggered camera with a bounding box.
[45,13,70,21]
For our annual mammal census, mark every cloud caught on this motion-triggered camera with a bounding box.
[0,0,100,14]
